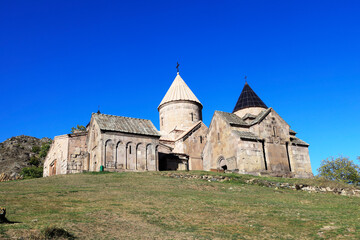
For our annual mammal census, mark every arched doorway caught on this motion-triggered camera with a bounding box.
[218,156,227,170]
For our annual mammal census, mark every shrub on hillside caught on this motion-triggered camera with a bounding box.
[317,156,360,185]
[20,166,43,179]
[29,156,41,167]
[31,145,40,154]
[39,141,51,158]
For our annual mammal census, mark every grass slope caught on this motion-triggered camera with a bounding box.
[1,172,359,239]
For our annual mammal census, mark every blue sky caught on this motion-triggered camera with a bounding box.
[1,0,359,174]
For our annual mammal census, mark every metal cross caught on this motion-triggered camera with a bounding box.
[176,62,180,73]
[244,75,247,83]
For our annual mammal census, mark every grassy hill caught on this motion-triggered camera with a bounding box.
[1,172,359,239]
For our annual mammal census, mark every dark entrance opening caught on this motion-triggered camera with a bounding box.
[158,153,188,171]
[221,165,227,170]
[158,152,167,171]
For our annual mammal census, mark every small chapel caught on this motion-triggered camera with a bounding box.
[202,82,313,178]
[43,68,313,178]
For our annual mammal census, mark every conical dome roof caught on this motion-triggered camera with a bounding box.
[233,82,267,113]
[158,73,202,109]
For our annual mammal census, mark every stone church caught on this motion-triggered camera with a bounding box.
[43,70,312,178]
[202,82,313,178]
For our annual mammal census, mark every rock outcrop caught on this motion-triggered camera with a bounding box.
[0,135,51,181]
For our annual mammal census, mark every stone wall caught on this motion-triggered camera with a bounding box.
[236,140,265,173]
[174,122,208,170]
[45,117,162,176]
[250,110,291,172]
[96,131,160,172]
[43,135,69,177]
[159,101,202,133]
[43,132,89,177]
[288,144,313,178]
[87,120,102,172]
[203,112,245,171]
[67,133,88,174]
[203,108,313,178]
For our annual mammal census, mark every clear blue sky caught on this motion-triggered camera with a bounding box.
[1,0,359,174]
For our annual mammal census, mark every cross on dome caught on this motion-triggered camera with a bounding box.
[176,62,180,73]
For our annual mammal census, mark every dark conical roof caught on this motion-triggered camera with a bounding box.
[232,82,267,113]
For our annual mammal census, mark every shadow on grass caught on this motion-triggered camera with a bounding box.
[0,217,21,224]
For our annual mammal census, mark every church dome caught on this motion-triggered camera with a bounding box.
[158,73,202,109]
[233,82,267,113]
[158,72,203,134]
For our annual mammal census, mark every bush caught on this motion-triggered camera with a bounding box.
[317,156,360,185]
[31,145,40,154]
[20,166,43,179]
[39,142,51,158]
[29,156,41,167]
[71,125,86,133]
[43,226,75,239]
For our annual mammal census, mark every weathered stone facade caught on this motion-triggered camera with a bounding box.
[203,83,313,178]
[86,116,160,172]
[44,132,88,177]
[157,72,208,170]
[159,101,202,133]
[44,71,312,178]
[173,121,208,170]
[44,114,160,177]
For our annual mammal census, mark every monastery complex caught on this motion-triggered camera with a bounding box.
[44,70,313,178]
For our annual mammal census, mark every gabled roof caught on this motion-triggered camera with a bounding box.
[232,130,262,141]
[243,113,257,120]
[159,73,202,108]
[289,129,297,136]
[215,111,248,126]
[290,137,309,146]
[216,108,272,127]
[249,108,272,125]
[175,121,206,142]
[92,113,160,137]
[233,82,267,113]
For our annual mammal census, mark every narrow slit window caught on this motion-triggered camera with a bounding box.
[191,113,194,121]
[129,146,132,154]
[218,133,220,141]
[200,136,203,143]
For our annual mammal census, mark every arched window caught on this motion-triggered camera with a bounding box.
[129,146,132,154]
[273,126,277,137]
